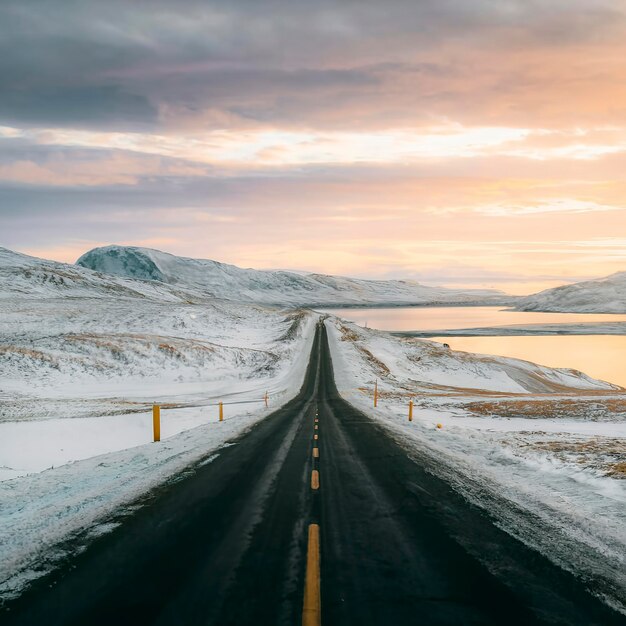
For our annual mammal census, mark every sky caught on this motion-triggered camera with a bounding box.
[1,0,625,295]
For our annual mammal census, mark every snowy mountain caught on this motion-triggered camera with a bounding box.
[76,245,509,307]
[0,246,228,303]
[516,272,626,313]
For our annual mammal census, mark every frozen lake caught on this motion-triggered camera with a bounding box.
[319,306,626,388]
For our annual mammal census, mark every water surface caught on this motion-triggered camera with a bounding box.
[428,335,626,389]
[321,306,626,332]
[319,306,626,388]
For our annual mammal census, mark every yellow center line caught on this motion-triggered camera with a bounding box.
[311,470,320,490]
[302,524,321,626]
[313,447,319,458]
[314,434,318,440]
[314,418,319,423]
[314,424,318,430]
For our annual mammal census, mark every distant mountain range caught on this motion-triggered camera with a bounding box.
[2,245,624,312]
[75,245,509,307]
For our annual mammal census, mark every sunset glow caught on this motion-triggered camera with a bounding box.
[1,0,625,292]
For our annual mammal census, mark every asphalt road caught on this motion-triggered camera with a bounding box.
[1,321,624,625]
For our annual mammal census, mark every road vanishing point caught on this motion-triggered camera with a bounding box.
[1,322,624,626]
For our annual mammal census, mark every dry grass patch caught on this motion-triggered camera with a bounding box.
[358,346,390,376]
[512,435,626,479]
[339,326,360,342]
[467,397,626,421]
[0,345,59,366]
[607,461,626,478]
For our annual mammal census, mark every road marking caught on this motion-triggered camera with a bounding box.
[313,447,319,458]
[314,434,318,440]
[314,418,319,423]
[311,470,320,490]
[302,524,321,626]
[314,424,318,430]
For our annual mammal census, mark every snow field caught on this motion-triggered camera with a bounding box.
[0,303,317,600]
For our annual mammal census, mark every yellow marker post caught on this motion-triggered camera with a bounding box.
[153,404,161,442]
[409,400,413,421]
[219,402,224,422]
[302,524,321,626]
[374,379,378,407]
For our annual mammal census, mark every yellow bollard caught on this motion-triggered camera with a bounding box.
[153,404,161,442]
[219,402,224,422]
[374,379,378,408]
[409,399,413,421]
[436,423,443,430]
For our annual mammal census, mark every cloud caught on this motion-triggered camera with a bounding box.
[0,141,211,186]
[1,1,625,131]
[0,86,157,130]
[476,199,625,217]
[1,0,625,289]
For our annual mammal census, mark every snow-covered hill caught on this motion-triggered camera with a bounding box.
[76,245,509,307]
[516,272,626,313]
[0,247,202,302]
[329,319,619,394]
[0,245,317,457]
